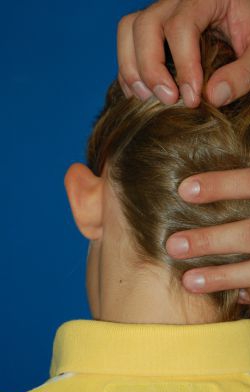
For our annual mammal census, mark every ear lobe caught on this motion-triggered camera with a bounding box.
[64,163,103,240]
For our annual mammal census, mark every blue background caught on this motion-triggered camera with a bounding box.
[0,1,152,391]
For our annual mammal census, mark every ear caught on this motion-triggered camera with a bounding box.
[64,163,104,240]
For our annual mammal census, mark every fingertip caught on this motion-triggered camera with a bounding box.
[166,235,190,258]
[178,178,201,201]
[182,270,206,293]
[206,80,233,107]
[204,57,250,107]
[180,83,201,108]
[131,80,153,100]
[153,83,179,105]
[137,61,180,105]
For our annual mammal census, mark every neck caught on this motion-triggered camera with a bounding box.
[86,240,221,325]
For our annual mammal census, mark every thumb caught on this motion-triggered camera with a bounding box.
[206,47,250,107]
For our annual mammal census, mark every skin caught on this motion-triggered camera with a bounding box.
[169,169,250,304]
[64,163,221,325]
[117,0,250,303]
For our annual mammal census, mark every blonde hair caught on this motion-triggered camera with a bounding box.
[87,28,250,321]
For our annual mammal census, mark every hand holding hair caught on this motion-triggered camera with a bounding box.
[166,169,250,304]
[117,1,250,304]
[117,0,250,108]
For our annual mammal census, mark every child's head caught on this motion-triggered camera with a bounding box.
[65,28,250,323]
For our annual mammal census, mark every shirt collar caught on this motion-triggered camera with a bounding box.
[50,318,250,377]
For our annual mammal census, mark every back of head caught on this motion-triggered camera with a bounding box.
[87,28,250,322]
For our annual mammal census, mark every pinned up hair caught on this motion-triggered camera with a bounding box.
[87,28,250,321]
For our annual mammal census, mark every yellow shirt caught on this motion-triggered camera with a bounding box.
[28,318,250,391]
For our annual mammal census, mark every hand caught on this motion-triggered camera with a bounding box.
[117,0,250,108]
[166,168,250,304]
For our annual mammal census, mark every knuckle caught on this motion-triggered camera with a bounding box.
[163,14,184,38]
[203,179,216,199]
[206,269,228,291]
[133,11,151,33]
[117,14,131,30]
[194,230,212,255]
[118,11,141,32]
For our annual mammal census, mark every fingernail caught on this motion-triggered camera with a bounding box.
[167,236,189,256]
[153,84,176,105]
[180,83,198,107]
[179,180,201,199]
[183,274,206,292]
[239,289,250,301]
[131,81,153,101]
[211,81,232,107]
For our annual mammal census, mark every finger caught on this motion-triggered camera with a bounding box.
[181,260,250,293]
[118,72,134,98]
[117,12,153,101]
[163,16,203,107]
[166,219,250,259]
[163,0,226,107]
[178,168,250,203]
[206,48,250,107]
[132,8,179,105]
